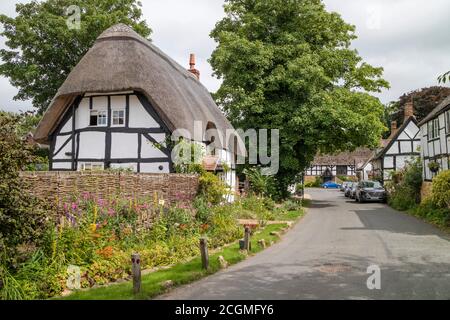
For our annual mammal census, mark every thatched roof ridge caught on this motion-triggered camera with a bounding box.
[34,24,242,154]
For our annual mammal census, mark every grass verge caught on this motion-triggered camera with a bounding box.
[61,210,305,300]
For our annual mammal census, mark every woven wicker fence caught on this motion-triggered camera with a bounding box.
[20,172,199,206]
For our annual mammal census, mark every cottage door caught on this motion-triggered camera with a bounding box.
[322,168,333,183]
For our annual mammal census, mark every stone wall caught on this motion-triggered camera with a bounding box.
[20,172,199,206]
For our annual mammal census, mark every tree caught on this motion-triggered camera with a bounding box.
[210,0,389,196]
[438,71,450,84]
[0,0,152,114]
[0,112,49,268]
[385,86,450,137]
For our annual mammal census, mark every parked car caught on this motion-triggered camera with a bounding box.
[344,182,355,197]
[340,181,351,192]
[354,180,386,203]
[349,183,358,199]
[322,181,342,189]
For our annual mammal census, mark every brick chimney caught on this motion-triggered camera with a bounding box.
[388,121,398,139]
[188,53,200,80]
[404,100,415,121]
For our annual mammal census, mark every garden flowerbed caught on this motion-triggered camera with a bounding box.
[1,187,305,300]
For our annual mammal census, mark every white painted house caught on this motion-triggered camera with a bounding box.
[418,95,450,181]
[371,102,420,183]
[34,24,244,198]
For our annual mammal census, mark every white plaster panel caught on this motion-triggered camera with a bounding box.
[400,141,412,153]
[53,136,73,160]
[78,131,105,159]
[52,162,72,170]
[129,95,160,128]
[387,143,399,155]
[413,141,420,153]
[75,98,90,129]
[383,156,394,168]
[111,95,126,110]
[141,136,168,158]
[404,121,419,139]
[140,162,170,173]
[434,139,441,155]
[60,115,73,133]
[111,133,138,159]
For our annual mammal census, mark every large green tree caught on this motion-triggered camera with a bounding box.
[210,0,389,195]
[0,0,152,114]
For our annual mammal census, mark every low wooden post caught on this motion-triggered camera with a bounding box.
[199,238,209,270]
[131,253,141,294]
[244,226,251,251]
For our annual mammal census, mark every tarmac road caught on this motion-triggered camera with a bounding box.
[158,188,450,300]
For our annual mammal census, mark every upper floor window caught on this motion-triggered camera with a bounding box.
[336,165,347,175]
[90,110,107,126]
[112,109,125,126]
[446,110,450,134]
[428,118,439,140]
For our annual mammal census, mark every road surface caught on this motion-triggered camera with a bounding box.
[158,189,450,300]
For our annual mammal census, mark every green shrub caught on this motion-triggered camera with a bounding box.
[197,172,229,205]
[387,158,423,210]
[431,170,450,209]
[0,112,50,269]
[243,167,277,198]
[305,176,322,188]
[412,197,450,228]
[282,199,302,211]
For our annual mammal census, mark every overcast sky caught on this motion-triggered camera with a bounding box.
[1,0,449,113]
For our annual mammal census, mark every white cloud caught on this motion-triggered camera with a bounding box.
[0,0,449,113]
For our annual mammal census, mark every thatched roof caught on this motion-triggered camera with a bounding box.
[418,95,450,126]
[34,24,243,155]
[312,147,374,168]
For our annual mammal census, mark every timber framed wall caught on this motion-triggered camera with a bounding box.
[20,172,199,206]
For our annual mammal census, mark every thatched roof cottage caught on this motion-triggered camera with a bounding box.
[34,24,242,196]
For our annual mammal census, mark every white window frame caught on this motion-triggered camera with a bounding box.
[428,118,439,140]
[112,109,126,127]
[90,110,107,127]
[446,110,450,134]
[81,163,104,171]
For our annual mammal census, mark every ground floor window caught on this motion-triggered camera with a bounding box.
[81,163,104,171]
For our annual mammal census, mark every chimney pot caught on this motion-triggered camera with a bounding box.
[391,121,397,130]
[404,101,415,120]
[188,53,200,80]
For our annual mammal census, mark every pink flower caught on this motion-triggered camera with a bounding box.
[108,208,116,216]
[82,192,91,200]
[97,199,106,207]
[71,202,78,210]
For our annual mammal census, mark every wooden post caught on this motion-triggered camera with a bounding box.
[199,238,209,270]
[244,226,251,251]
[131,253,141,294]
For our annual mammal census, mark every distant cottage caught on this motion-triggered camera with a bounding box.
[418,95,450,180]
[371,101,420,183]
[34,24,244,197]
[304,148,373,183]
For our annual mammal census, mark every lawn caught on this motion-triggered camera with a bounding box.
[61,214,303,300]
